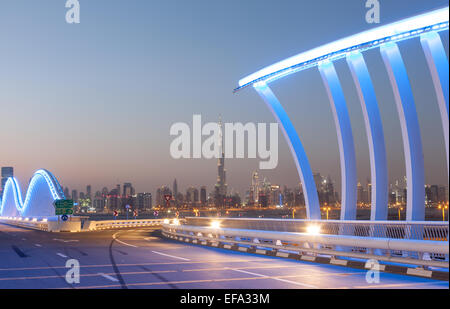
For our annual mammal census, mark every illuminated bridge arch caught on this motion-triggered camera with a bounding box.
[235,7,449,221]
[0,169,65,217]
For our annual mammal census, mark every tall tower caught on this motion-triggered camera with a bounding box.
[86,185,92,199]
[252,171,259,204]
[173,179,178,199]
[215,116,227,205]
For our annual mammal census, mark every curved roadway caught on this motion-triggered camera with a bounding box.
[0,223,447,289]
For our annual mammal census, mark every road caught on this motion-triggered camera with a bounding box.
[0,223,448,289]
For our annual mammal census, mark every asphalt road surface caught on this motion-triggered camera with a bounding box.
[0,223,448,289]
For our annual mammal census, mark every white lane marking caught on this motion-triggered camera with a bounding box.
[99,273,119,282]
[57,253,68,258]
[232,269,317,289]
[112,232,138,248]
[53,239,79,243]
[144,237,159,241]
[151,251,190,261]
[232,269,265,277]
[35,244,42,247]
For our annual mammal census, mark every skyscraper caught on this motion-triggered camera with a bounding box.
[200,186,207,205]
[251,171,259,204]
[64,187,70,199]
[86,185,92,199]
[215,116,227,206]
[71,190,78,202]
[173,179,178,201]
[1,167,13,191]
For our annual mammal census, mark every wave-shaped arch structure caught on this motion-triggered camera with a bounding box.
[235,7,449,221]
[0,169,65,217]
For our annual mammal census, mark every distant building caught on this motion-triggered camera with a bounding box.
[438,186,447,203]
[186,187,198,205]
[71,190,78,202]
[200,186,207,205]
[86,185,92,199]
[1,167,13,191]
[123,183,134,197]
[64,187,70,199]
[156,186,172,207]
[93,191,106,212]
[135,193,152,211]
[173,179,178,202]
[106,188,120,211]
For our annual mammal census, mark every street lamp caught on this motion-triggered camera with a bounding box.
[322,207,331,220]
[438,204,448,222]
[398,206,403,221]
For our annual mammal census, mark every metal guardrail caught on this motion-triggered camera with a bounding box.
[162,223,449,269]
[0,216,168,232]
[0,217,49,231]
[86,219,167,231]
[185,217,449,241]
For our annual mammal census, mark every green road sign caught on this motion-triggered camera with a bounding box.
[53,199,74,216]
[55,208,74,216]
[53,199,74,209]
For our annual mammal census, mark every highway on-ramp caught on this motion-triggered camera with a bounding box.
[0,223,447,289]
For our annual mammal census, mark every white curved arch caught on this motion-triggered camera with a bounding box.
[0,169,65,217]
[235,7,448,91]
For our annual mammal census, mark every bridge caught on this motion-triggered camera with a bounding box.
[0,7,448,289]
[235,6,449,222]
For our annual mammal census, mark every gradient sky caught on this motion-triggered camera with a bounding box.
[0,0,448,198]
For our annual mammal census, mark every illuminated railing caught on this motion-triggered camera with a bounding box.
[162,223,449,269]
[184,217,449,241]
[0,216,49,231]
[85,219,172,231]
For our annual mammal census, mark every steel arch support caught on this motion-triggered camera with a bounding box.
[318,61,357,220]
[420,31,449,177]
[346,52,388,221]
[380,42,425,221]
[254,82,321,219]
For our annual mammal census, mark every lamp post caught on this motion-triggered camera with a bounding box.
[398,206,404,221]
[438,204,448,221]
[322,207,331,220]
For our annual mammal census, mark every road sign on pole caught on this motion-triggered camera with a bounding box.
[125,205,130,220]
[53,199,74,216]
[164,195,172,208]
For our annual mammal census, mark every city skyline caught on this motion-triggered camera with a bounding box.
[46,169,448,209]
[1,0,448,200]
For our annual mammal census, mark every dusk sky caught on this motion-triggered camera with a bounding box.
[0,0,448,198]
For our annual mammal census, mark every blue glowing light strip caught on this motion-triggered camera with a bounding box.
[235,7,449,92]
[0,169,65,216]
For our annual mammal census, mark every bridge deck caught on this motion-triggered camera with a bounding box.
[0,223,447,289]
